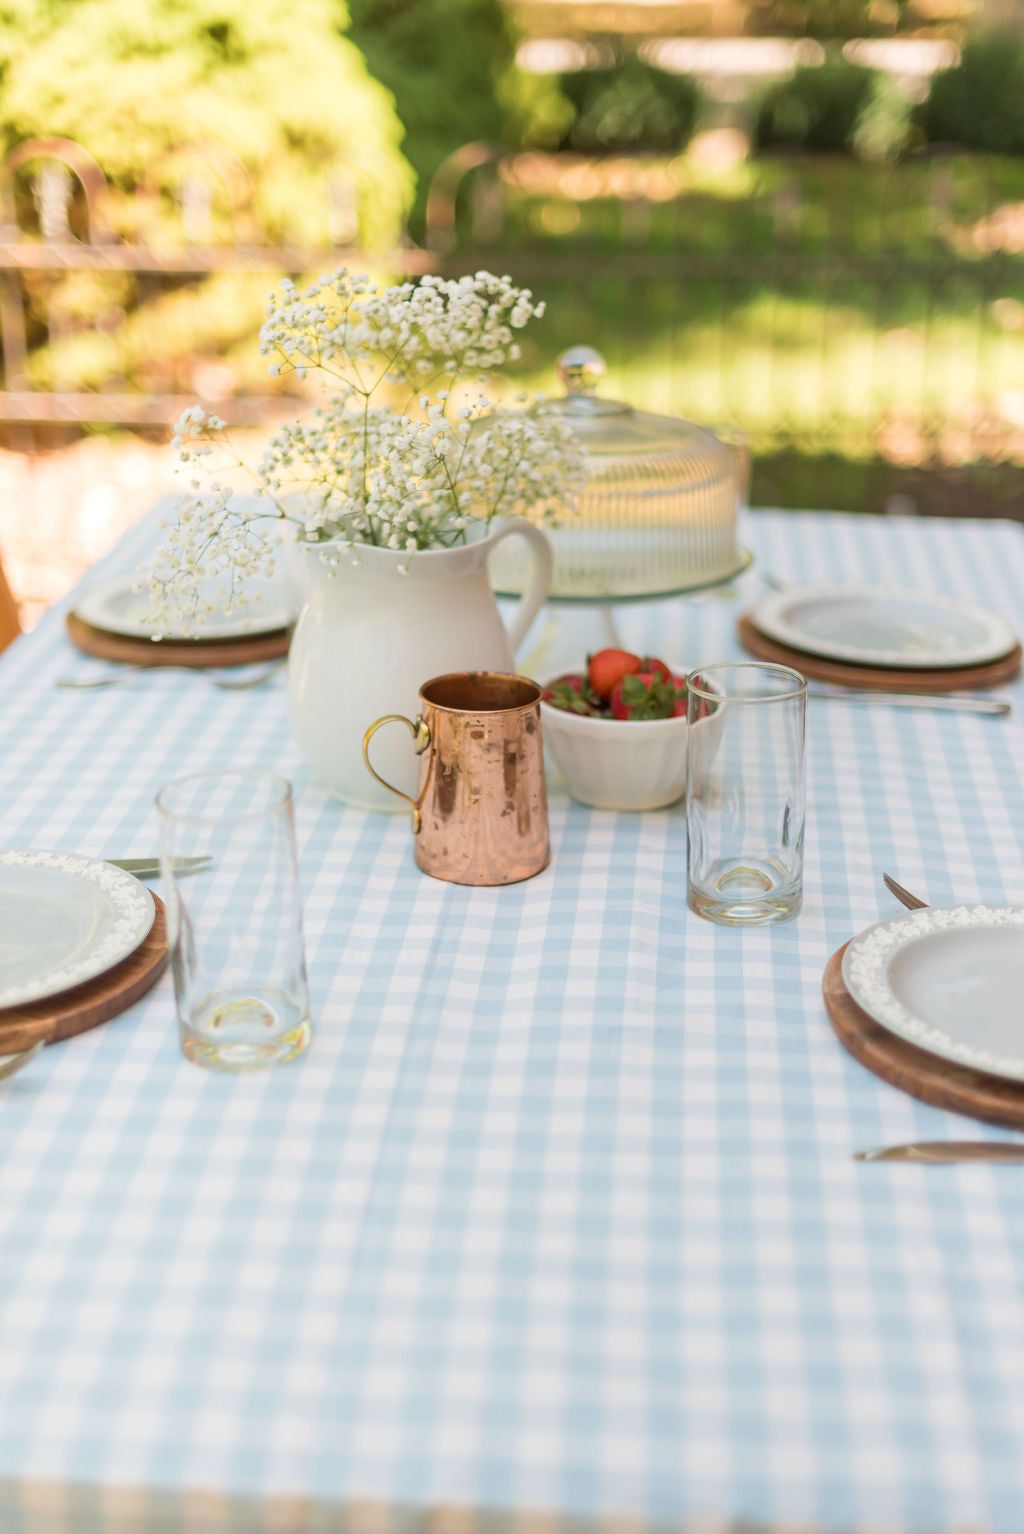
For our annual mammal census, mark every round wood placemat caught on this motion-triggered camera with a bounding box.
[738,614,1022,694]
[0,895,169,1054]
[67,612,292,669]
[823,941,1024,1129]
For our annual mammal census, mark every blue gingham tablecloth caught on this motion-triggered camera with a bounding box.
[2,507,1024,1534]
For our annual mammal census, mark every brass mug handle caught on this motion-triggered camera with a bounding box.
[362,714,431,833]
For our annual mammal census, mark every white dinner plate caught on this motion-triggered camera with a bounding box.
[842,904,1024,1082]
[751,585,1017,669]
[75,570,296,642]
[0,851,155,1008]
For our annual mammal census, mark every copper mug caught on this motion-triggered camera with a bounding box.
[362,672,550,886]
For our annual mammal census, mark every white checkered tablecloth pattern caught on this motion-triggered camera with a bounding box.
[2,508,1024,1534]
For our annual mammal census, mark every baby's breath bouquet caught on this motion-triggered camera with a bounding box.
[143,268,585,633]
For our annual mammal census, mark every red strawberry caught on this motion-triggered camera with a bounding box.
[610,668,683,721]
[542,673,600,716]
[587,648,641,701]
[684,674,718,722]
[638,655,672,682]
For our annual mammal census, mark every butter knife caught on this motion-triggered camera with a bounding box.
[106,855,212,877]
[808,687,1010,716]
[855,1141,1024,1163]
[0,1041,43,1084]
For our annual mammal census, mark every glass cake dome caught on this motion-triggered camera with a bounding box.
[490,346,751,605]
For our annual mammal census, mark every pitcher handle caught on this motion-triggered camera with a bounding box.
[487,518,553,657]
[362,714,431,833]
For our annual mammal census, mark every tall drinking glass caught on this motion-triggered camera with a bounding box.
[686,663,806,926]
[157,770,311,1069]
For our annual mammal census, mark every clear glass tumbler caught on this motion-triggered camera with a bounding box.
[686,662,806,926]
[156,770,311,1070]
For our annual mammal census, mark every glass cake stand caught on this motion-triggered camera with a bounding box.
[489,344,754,674]
[493,544,754,682]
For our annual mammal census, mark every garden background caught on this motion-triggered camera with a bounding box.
[0,0,1022,624]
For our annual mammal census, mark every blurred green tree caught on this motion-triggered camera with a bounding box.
[918,30,1024,155]
[755,58,911,158]
[345,0,568,238]
[553,55,700,155]
[0,0,415,398]
[0,0,412,248]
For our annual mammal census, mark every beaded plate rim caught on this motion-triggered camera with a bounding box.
[0,851,155,1009]
[842,905,1024,1081]
[752,584,1016,670]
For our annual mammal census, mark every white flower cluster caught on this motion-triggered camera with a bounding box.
[137,480,281,639]
[259,269,540,380]
[142,269,585,634]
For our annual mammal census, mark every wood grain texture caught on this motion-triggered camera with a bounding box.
[824,942,1024,1129]
[0,895,169,1054]
[66,612,292,668]
[738,614,1022,693]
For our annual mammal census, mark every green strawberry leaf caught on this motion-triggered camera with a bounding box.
[620,671,681,720]
[547,679,600,715]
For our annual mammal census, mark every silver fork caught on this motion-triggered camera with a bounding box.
[57,660,285,692]
[882,872,929,910]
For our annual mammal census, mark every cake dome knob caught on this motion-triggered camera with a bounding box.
[557,345,607,397]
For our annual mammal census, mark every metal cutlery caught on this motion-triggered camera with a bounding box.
[882,872,929,910]
[808,686,1010,716]
[106,855,213,878]
[855,1141,1024,1163]
[56,661,285,692]
[0,1040,43,1086]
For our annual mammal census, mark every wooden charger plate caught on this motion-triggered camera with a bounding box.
[738,614,1022,694]
[0,894,169,1055]
[823,941,1024,1129]
[67,612,292,669]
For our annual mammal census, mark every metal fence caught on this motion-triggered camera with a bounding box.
[0,137,434,434]
[438,146,1024,516]
[2,137,1023,516]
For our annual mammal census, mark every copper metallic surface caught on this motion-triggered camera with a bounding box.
[363,672,549,886]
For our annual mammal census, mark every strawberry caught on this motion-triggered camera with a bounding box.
[685,673,717,722]
[638,655,672,683]
[542,673,600,716]
[610,668,684,721]
[587,647,641,701]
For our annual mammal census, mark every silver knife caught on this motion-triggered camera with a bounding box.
[106,855,213,876]
[808,688,1010,716]
[0,1041,43,1084]
[855,1141,1024,1163]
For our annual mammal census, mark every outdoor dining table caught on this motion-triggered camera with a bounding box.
[2,504,1024,1534]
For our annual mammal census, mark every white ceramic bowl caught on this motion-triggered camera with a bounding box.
[540,669,720,811]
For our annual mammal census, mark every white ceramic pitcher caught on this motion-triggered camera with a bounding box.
[287,518,553,809]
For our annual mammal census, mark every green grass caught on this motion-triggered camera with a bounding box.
[470,153,1024,510]
[18,151,1024,515]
